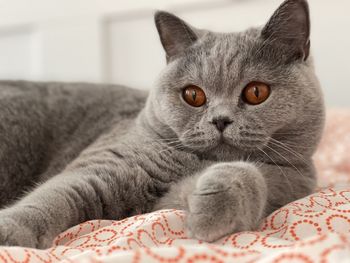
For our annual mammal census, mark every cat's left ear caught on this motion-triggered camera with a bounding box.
[262,0,311,61]
[155,11,200,62]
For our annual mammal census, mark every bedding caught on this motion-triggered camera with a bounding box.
[1,109,350,263]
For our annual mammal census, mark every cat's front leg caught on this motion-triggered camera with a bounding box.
[0,164,150,248]
[0,172,109,248]
[186,162,267,242]
[0,211,38,247]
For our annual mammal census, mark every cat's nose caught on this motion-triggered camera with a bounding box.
[211,117,233,132]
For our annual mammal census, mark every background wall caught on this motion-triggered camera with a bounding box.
[0,0,349,107]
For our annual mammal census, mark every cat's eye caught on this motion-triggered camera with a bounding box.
[243,82,270,105]
[182,85,206,107]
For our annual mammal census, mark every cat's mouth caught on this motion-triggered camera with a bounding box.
[218,134,269,152]
[181,132,268,154]
[197,135,237,152]
[217,134,225,143]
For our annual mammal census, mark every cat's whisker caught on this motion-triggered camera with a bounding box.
[257,147,294,192]
[273,132,307,136]
[157,128,195,144]
[269,138,311,164]
[158,142,183,150]
[273,131,318,136]
[158,134,209,154]
[268,143,308,165]
[157,140,181,145]
[157,138,180,142]
[264,144,306,180]
[272,139,313,150]
[156,136,185,145]
[181,128,194,137]
[253,159,265,170]
[165,140,182,145]
[157,139,185,153]
[246,152,252,162]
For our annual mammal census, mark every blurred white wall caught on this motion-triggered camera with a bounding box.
[0,0,349,107]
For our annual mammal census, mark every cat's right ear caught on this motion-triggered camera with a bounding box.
[155,11,199,62]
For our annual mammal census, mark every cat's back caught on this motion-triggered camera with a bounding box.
[0,80,148,180]
[0,80,148,124]
[0,80,148,112]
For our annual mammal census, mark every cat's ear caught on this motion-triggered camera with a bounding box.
[155,11,199,62]
[261,0,311,61]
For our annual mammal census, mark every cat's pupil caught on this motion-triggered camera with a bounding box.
[254,87,259,98]
[192,90,197,101]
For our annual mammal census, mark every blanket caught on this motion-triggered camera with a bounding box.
[1,110,349,263]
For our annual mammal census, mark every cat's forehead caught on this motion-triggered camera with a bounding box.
[177,30,262,92]
[180,27,292,90]
[197,29,260,57]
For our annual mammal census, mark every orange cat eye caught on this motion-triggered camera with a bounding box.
[182,85,206,107]
[243,82,270,105]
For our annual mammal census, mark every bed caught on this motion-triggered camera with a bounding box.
[1,110,349,263]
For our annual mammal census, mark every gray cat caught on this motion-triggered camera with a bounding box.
[0,0,324,248]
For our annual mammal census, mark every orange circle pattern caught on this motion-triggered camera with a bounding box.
[0,186,349,263]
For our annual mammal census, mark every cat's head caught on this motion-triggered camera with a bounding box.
[145,0,324,160]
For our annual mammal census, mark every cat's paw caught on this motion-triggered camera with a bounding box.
[186,162,265,242]
[0,214,38,247]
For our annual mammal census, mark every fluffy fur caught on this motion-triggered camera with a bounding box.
[0,0,324,248]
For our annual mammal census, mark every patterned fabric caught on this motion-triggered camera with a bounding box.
[1,109,350,263]
[314,110,350,187]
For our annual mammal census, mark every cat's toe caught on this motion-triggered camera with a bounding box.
[186,189,238,242]
[185,164,254,242]
[186,212,236,242]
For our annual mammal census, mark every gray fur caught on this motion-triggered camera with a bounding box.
[0,0,324,248]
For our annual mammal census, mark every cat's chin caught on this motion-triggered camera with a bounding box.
[190,142,247,161]
[183,136,262,160]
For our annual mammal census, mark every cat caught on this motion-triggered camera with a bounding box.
[0,0,324,248]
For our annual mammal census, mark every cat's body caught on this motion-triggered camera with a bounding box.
[0,81,212,247]
[0,81,148,205]
[0,0,325,248]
